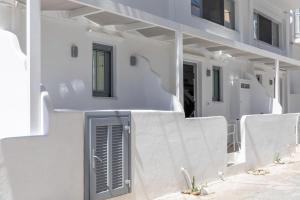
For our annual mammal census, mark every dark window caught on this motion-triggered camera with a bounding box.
[212,66,222,102]
[254,13,280,47]
[191,0,235,30]
[256,74,262,84]
[203,0,224,26]
[92,43,113,97]
[259,15,272,45]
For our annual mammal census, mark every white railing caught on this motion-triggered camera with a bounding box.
[227,121,241,153]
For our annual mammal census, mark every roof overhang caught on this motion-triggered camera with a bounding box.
[182,24,300,70]
[41,0,300,70]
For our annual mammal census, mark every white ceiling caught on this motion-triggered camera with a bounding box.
[40,0,300,11]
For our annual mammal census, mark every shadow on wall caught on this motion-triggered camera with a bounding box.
[130,112,227,199]
[133,54,182,112]
[241,113,299,169]
[246,73,273,114]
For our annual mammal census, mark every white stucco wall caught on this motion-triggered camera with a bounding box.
[0,30,29,139]
[1,110,299,200]
[241,113,299,169]
[289,94,300,113]
[0,111,227,200]
[0,111,85,200]
[0,4,26,52]
[41,15,176,111]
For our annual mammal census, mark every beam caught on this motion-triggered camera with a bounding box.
[114,22,155,32]
[69,6,101,18]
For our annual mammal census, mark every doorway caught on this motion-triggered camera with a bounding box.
[183,62,197,118]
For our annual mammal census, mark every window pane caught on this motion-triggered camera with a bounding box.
[253,13,258,40]
[258,15,272,45]
[191,0,202,17]
[272,22,279,47]
[93,50,97,91]
[213,67,221,101]
[96,51,105,91]
[224,0,235,29]
[203,0,224,26]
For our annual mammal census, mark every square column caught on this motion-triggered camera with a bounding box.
[175,30,184,105]
[272,59,282,114]
[27,0,41,134]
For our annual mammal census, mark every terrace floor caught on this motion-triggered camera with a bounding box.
[156,152,300,200]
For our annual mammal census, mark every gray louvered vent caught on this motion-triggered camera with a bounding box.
[89,116,130,200]
[111,125,124,189]
[95,126,109,194]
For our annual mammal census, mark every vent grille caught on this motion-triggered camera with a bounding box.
[95,126,109,194]
[111,125,124,189]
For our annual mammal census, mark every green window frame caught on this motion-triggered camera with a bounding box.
[212,66,222,102]
[92,43,113,97]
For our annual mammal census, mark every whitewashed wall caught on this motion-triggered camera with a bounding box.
[41,15,176,111]
[0,111,227,200]
[0,30,29,139]
[241,113,299,169]
[289,94,300,113]
[0,111,85,200]
[0,4,26,52]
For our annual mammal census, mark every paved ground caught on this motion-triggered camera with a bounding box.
[156,159,300,200]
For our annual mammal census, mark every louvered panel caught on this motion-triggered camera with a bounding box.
[111,125,124,190]
[95,126,109,194]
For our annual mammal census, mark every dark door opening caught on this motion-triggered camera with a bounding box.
[184,63,197,118]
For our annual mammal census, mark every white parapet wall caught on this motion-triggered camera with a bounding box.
[241,113,299,169]
[0,110,227,200]
[127,111,227,199]
[1,110,299,200]
[0,111,85,200]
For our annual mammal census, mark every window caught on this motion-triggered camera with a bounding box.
[92,43,113,97]
[191,0,235,30]
[212,66,222,101]
[253,13,280,47]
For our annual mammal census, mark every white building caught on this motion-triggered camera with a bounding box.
[1,0,300,200]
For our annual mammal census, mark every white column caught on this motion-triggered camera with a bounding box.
[175,30,184,106]
[27,0,41,134]
[275,59,280,101]
[272,59,282,114]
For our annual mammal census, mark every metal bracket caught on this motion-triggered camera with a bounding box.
[124,125,131,134]
[125,179,131,188]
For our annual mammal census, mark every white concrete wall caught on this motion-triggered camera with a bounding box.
[0,111,85,200]
[125,111,227,200]
[289,94,300,113]
[0,30,30,139]
[0,111,227,200]
[241,113,299,168]
[0,4,26,52]
[1,110,299,200]
[41,15,176,111]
